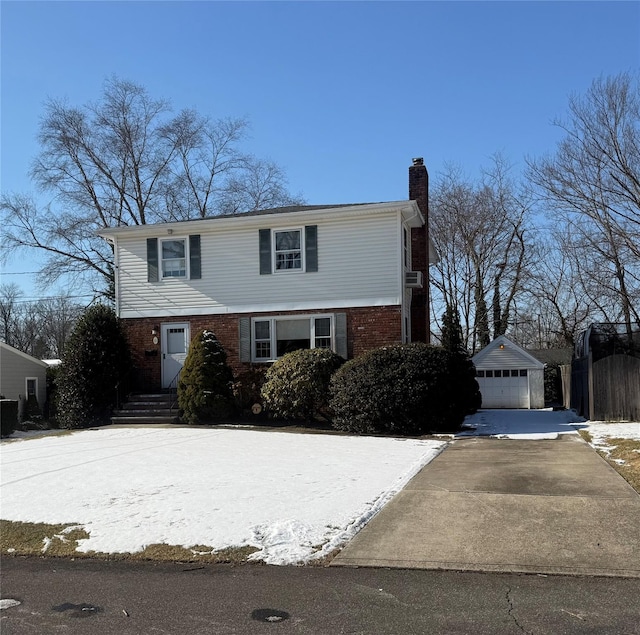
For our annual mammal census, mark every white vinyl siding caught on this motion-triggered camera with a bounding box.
[0,343,47,408]
[114,211,402,318]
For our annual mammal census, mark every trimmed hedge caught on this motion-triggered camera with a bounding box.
[178,330,235,423]
[329,343,477,435]
[261,348,344,421]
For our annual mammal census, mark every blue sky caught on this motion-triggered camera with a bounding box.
[1,1,638,299]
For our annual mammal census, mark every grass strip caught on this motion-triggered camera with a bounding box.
[0,519,259,564]
[579,431,640,493]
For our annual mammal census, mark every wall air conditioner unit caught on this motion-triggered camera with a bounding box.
[405,271,423,288]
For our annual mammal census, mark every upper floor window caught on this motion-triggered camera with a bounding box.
[259,226,317,275]
[147,235,201,282]
[274,230,302,271]
[162,239,187,278]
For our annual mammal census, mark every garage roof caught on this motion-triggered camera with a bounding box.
[472,335,545,370]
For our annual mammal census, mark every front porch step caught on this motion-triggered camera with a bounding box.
[112,392,180,425]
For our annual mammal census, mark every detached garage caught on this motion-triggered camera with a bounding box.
[472,335,545,409]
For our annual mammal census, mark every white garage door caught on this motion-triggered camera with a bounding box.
[477,369,529,408]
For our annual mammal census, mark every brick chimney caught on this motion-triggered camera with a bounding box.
[408,157,430,343]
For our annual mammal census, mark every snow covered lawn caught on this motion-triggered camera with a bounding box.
[0,427,446,565]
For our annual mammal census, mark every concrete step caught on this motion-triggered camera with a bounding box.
[112,393,180,424]
[111,415,180,425]
[119,402,174,410]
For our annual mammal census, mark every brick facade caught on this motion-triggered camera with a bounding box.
[123,305,402,392]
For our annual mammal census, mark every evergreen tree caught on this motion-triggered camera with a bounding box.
[56,304,132,428]
[441,305,482,416]
[178,330,235,423]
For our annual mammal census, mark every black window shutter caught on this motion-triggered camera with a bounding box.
[305,225,318,272]
[239,317,251,362]
[335,312,347,359]
[147,237,159,282]
[259,229,272,275]
[189,235,201,279]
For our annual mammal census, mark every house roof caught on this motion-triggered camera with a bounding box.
[472,335,545,369]
[0,341,49,368]
[97,200,425,238]
[526,348,573,366]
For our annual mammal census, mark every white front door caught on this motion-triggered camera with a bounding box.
[161,323,190,389]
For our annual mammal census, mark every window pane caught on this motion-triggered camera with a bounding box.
[26,379,36,395]
[255,341,271,359]
[276,318,310,356]
[314,317,331,337]
[477,370,485,377]
[511,369,519,377]
[255,321,270,340]
[519,369,528,377]
[274,230,302,271]
[162,240,186,277]
[495,370,502,378]
[275,231,300,250]
[275,252,302,270]
[486,370,494,378]
[167,328,186,354]
[162,240,185,259]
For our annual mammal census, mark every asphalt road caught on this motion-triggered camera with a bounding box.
[2,557,640,634]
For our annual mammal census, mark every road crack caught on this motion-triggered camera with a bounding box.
[506,587,534,634]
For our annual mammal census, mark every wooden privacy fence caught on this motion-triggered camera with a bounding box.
[571,354,640,421]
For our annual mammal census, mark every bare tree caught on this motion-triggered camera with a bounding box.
[521,236,593,348]
[430,156,533,352]
[0,283,23,348]
[527,72,640,339]
[1,77,303,296]
[0,285,83,358]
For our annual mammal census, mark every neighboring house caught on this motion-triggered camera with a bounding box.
[99,159,437,392]
[0,341,48,412]
[472,335,545,409]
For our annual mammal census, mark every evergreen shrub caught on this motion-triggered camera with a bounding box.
[56,304,132,429]
[261,348,344,421]
[178,330,235,423]
[329,343,468,435]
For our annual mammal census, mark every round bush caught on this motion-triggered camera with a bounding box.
[261,348,344,421]
[56,304,132,429]
[178,330,235,423]
[329,344,465,435]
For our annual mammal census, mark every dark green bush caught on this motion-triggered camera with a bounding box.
[329,344,470,435]
[440,304,481,418]
[1,400,18,436]
[544,364,563,404]
[178,330,235,423]
[56,304,132,429]
[261,348,344,421]
[232,366,269,415]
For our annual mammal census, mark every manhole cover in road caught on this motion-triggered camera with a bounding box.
[251,608,290,623]
[52,602,101,618]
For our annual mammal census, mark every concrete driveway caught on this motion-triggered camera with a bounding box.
[332,433,640,577]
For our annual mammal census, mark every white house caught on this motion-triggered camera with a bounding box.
[472,335,545,409]
[0,342,48,412]
[98,159,437,392]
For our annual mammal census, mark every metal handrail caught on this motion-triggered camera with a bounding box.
[167,368,182,418]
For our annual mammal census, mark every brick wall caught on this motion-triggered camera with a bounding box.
[408,158,430,343]
[122,305,402,392]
